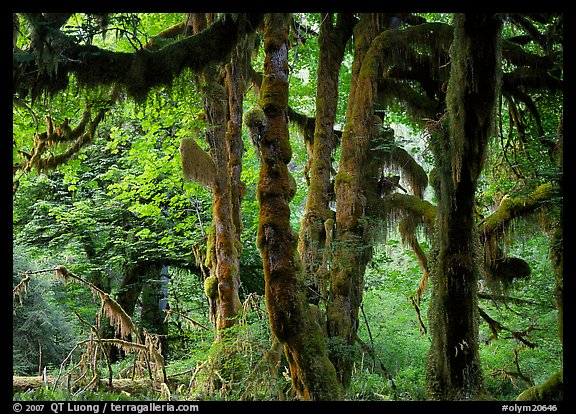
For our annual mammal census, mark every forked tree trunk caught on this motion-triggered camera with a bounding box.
[298,13,354,305]
[192,13,245,332]
[204,80,243,331]
[425,13,502,400]
[256,13,341,400]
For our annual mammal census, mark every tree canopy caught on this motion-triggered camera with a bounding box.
[13,12,562,403]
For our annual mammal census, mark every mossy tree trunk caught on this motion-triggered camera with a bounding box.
[549,120,563,346]
[204,80,243,331]
[426,13,502,400]
[256,13,341,400]
[298,13,354,305]
[192,13,245,332]
[327,13,388,389]
[140,268,168,352]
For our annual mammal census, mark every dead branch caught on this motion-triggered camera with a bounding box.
[409,295,428,335]
[163,309,210,331]
[478,306,537,348]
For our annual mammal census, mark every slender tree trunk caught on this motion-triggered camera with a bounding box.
[205,79,243,331]
[550,119,563,346]
[256,13,341,400]
[426,13,502,400]
[298,13,354,305]
[193,13,245,332]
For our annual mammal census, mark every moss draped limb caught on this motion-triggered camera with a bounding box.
[384,192,437,227]
[14,14,264,101]
[480,183,554,236]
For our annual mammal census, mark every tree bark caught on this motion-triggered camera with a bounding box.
[327,13,388,388]
[425,13,502,400]
[140,268,168,351]
[298,13,355,305]
[112,261,164,361]
[256,13,341,400]
[193,13,244,332]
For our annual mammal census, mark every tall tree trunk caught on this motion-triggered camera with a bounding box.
[426,13,502,400]
[550,118,563,346]
[193,13,245,332]
[113,261,162,361]
[298,13,354,306]
[204,79,243,331]
[256,13,341,400]
[326,13,387,388]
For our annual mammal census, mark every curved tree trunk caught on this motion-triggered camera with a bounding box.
[426,13,502,400]
[256,13,341,400]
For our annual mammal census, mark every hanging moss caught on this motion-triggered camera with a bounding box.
[365,22,454,123]
[389,146,429,198]
[180,137,216,188]
[16,14,264,103]
[385,193,436,227]
[377,78,438,121]
[480,184,555,273]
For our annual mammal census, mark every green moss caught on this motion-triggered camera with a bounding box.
[387,193,437,227]
[243,106,265,129]
[261,77,289,115]
[516,371,563,401]
[205,222,216,269]
[204,275,218,299]
[481,184,554,233]
[334,170,355,189]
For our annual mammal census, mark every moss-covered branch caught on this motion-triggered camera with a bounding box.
[14,13,263,101]
[479,183,555,236]
[516,371,563,401]
[384,192,436,227]
[15,104,110,176]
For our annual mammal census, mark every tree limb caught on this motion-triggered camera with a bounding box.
[479,183,556,237]
[383,192,437,226]
[14,13,264,100]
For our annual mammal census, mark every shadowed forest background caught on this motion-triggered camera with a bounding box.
[12,12,563,402]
